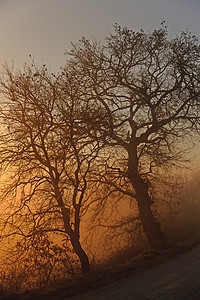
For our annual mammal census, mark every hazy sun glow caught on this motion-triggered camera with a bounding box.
[0,1,199,296]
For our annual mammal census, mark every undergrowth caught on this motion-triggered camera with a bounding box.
[1,230,200,300]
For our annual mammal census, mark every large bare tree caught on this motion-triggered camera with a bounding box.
[64,24,200,250]
[0,62,98,273]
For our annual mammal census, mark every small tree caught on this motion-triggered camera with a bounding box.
[0,62,98,273]
[64,24,200,249]
[0,233,77,292]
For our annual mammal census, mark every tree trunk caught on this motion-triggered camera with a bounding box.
[136,181,170,250]
[70,234,90,273]
[54,186,90,273]
[127,143,170,250]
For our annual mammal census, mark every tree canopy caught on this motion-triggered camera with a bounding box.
[0,24,199,274]
[63,24,200,249]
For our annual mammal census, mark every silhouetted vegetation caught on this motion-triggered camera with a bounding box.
[63,22,200,250]
[0,24,200,297]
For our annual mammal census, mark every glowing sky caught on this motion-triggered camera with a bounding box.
[0,0,199,167]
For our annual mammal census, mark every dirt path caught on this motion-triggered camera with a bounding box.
[68,244,200,300]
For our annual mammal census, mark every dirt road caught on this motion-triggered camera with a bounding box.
[69,244,200,300]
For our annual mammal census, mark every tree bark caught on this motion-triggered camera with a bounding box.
[135,181,170,250]
[127,142,170,250]
[54,184,90,273]
[70,234,90,273]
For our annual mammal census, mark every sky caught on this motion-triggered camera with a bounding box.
[0,0,200,70]
[0,0,199,167]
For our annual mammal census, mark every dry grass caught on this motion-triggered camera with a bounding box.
[1,230,200,300]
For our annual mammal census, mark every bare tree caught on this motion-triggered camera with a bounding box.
[0,62,98,273]
[63,24,200,250]
[0,233,77,292]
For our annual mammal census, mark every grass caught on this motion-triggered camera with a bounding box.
[1,230,200,300]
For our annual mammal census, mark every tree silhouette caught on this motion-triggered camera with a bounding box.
[64,24,200,249]
[0,62,99,273]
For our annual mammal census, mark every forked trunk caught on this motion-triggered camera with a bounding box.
[55,188,90,273]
